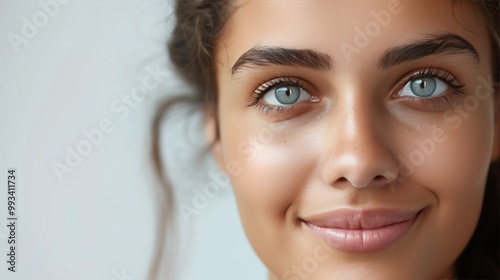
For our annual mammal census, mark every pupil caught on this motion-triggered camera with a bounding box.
[275,86,300,104]
[410,77,436,98]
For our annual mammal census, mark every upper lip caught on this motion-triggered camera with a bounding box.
[302,208,422,230]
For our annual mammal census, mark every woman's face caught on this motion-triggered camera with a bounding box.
[211,0,498,278]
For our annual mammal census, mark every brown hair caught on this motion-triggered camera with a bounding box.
[150,0,500,279]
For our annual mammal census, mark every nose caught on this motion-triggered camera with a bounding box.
[322,97,399,189]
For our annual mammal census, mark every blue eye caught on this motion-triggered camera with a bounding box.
[275,86,300,104]
[410,78,436,97]
[263,85,312,106]
[399,77,448,98]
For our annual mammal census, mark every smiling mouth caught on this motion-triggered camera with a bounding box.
[302,208,423,252]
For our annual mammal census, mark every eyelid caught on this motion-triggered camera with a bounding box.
[249,76,311,106]
[248,76,321,116]
[391,67,464,98]
[401,68,465,89]
[399,77,448,97]
[392,67,466,110]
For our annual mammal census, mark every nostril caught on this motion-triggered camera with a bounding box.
[374,175,385,182]
[373,175,394,186]
[323,158,399,189]
[337,177,349,184]
[344,175,393,188]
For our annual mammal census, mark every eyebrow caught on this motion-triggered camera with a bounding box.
[230,33,479,76]
[378,33,479,69]
[231,46,333,75]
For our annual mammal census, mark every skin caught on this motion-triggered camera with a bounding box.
[208,0,499,278]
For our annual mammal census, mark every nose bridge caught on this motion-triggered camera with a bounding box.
[341,94,376,144]
[323,91,398,188]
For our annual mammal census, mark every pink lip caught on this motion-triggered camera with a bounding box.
[303,208,421,252]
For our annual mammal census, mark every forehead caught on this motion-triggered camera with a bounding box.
[215,0,490,72]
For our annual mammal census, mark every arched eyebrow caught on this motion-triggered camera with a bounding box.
[231,46,333,75]
[230,33,479,77]
[378,33,479,68]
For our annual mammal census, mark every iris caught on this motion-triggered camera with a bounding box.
[275,85,301,104]
[410,78,437,97]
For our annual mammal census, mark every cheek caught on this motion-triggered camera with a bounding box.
[217,114,322,265]
[415,101,493,207]
[398,100,494,270]
[219,119,314,220]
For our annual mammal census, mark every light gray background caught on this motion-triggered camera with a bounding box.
[0,0,266,279]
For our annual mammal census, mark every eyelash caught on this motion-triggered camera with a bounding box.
[396,68,465,107]
[409,67,464,89]
[248,76,309,115]
[249,68,466,115]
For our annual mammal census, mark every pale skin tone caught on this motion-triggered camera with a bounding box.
[206,0,499,278]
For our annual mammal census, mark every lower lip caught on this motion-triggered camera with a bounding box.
[305,214,419,252]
